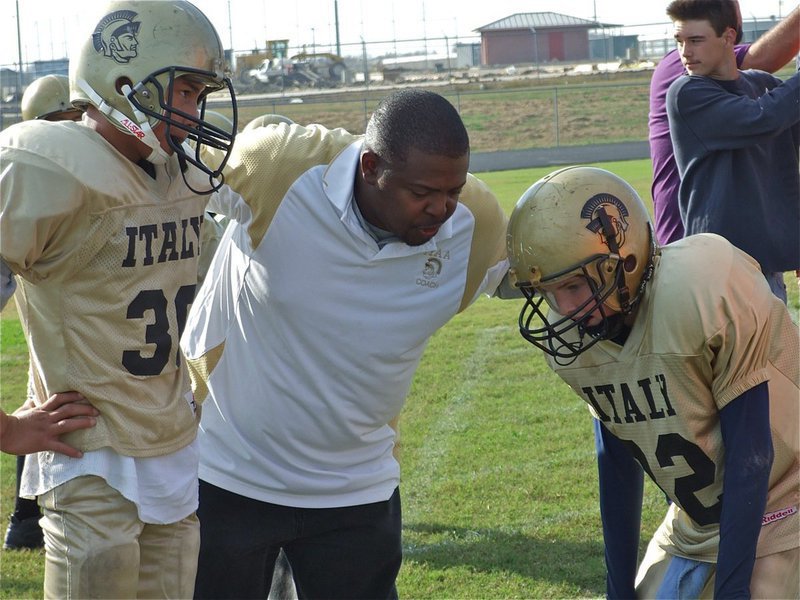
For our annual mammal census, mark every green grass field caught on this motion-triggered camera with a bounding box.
[1,158,797,599]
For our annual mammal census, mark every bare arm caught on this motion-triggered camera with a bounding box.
[742,6,800,72]
[0,392,98,458]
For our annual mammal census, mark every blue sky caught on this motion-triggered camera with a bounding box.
[1,0,788,66]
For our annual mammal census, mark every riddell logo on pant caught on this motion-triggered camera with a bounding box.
[762,506,798,526]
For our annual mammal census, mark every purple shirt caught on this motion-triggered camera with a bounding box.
[648,46,750,246]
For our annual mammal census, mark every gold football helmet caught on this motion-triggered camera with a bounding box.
[242,113,295,131]
[202,109,235,132]
[21,75,81,121]
[70,0,237,190]
[507,166,656,363]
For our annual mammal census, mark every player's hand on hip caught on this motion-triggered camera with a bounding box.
[2,392,99,458]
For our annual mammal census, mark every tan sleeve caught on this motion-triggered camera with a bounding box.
[0,147,85,282]
[456,173,509,313]
[186,341,225,406]
[706,247,776,408]
[223,124,357,250]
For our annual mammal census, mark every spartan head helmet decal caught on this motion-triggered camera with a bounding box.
[92,10,141,63]
[423,257,442,279]
[580,193,630,253]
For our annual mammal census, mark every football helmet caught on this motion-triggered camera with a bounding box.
[242,113,295,132]
[21,75,81,121]
[202,109,235,132]
[21,75,77,121]
[507,166,656,364]
[70,0,237,191]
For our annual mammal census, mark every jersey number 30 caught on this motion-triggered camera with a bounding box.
[122,285,196,376]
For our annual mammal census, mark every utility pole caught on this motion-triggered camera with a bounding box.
[361,37,369,91]
[422,0,428,70]
[16,0,24,97]
[226,0,235,71]
[334,0,341,57]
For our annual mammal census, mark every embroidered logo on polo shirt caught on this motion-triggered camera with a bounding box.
[416,249,450,289]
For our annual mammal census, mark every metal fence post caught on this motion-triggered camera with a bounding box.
[554,87,560,147]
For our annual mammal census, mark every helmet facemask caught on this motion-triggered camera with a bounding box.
[518,253,629,366]
[127,66,238,194]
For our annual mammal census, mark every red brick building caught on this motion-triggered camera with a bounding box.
[476,12,618,66]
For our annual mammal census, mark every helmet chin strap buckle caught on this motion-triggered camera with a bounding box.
[120,84,170,165]
[78,78,170,165]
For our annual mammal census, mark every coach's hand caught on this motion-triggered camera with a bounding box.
[0,392,99,458]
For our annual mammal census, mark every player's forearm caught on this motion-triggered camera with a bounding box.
[742,6,800,72]
[0,410,13,452]
[0,410,30,455]
[595,419,644,598]
[0,258,16,310]
[715,383,772,598]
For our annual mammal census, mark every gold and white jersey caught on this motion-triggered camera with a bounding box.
[551,234,799,559]
[1,120,210,457]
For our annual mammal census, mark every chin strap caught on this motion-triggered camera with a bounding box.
[77,79,170,165]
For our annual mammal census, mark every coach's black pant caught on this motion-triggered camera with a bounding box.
[194,480,402,600]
